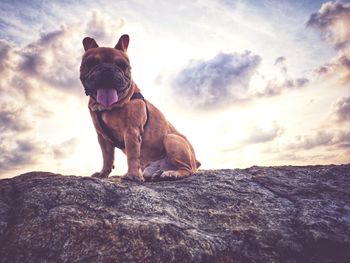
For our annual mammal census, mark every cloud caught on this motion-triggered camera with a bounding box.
[0,39,12,72]
[258,77,309,97]
[333,96,350,122]
[220,120,284,152]
[0,25,83,103]
[52,138,78,159]
[0,20,92,176]
[308,1,350,83]
[274,56,287,73]
[17,26,82,91]
[335,130,350,148]
[0,102,46,174]
[293,131,334,150]
[10,10,125,96]
[250,56,310,97]
[172,51,261,109]
[284,93,350,154]
[244,121,283,144]
[85,10,124,43]
[0,10,129,177]
[290,129,350,150]
[0,108,78,175]
[0,103,33,133]
[0,139,47,172]
[170,52,311,109]
[307,1,350,50]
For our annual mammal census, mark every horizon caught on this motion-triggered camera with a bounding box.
[1,0,350,179]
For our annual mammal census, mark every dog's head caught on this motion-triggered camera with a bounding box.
[80,34,132,107]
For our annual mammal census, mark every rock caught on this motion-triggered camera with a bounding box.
[0,165,349,263]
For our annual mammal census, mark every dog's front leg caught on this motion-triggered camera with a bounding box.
[92,133,115,178]
[123,128,144,182]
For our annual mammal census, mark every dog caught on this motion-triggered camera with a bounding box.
[80,34,200,182]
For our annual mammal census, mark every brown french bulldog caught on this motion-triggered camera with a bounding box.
[80,34,200,182]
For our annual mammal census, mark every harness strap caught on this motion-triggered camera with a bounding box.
[96,92,149,149]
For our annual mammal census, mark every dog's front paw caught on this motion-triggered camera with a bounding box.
[122,173,145,182]
[159,170,191,181]
[91,171,110,179]
[159,171,179,180]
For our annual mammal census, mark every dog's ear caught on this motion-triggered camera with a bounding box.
[83,37,99,51]
[115,34,129,52]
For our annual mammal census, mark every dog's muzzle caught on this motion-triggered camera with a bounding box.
[80,63,131,97]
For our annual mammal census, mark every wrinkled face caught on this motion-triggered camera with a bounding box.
[79,35,131,107]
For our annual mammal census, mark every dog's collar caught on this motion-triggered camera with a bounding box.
[95,92,149,149]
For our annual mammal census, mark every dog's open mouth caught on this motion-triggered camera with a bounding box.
[96,88,119,106]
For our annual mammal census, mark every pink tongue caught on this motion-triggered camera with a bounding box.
[96,88,119,106]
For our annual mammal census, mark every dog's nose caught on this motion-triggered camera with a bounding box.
[100,67,114,79]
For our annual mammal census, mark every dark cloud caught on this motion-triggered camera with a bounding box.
[0,39,12,72]
[171,52,311,108]
[0,103,44,174]
[274,56,286,65]
[315,65,329,75]
[291,129,350,150]
[314,57,350,83]
[0,103,33,133]
[293,131,334,150]
[336,131,350,148]
[339,55,350,69]
[17,26,81,92]
[257,77,309,97]
[0,139,45,172]
[307,1,350,50]
[333,96,350,122]
[255,56,310,97]
[308,1,350,83]
[172,51,261,109]
[0,18,105,106]
[288,77,310,87]
[19,27,66,74]
[0,103,76,175]
[274,56,287,74]
[18,51,43,75]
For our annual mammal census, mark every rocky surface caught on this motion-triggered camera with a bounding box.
[0,164,349,263]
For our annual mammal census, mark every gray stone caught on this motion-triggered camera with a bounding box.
[0,165,349,262]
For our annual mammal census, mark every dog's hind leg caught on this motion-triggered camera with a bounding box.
[160,133,198,180]
[142,158,170,181]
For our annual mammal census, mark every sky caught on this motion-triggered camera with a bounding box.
[0,0,349,179]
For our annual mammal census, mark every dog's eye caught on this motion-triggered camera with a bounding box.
[86,57,99,68]
[115,60,129,70]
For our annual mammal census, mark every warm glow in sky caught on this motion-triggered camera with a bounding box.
[0,0,349,179]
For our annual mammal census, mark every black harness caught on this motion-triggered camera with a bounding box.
[95,92,149,149]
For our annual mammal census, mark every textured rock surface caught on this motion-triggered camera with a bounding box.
[0,164,349,263]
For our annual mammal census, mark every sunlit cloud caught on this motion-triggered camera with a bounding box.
[308,1,350,83]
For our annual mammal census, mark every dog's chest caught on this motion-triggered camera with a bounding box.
[93,109,126,143]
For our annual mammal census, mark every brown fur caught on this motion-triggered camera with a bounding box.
[80,35,200,182]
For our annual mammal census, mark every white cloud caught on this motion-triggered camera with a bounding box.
[85,9,124,43]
